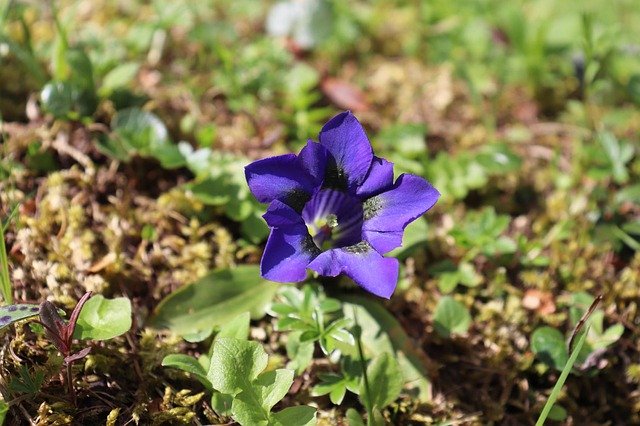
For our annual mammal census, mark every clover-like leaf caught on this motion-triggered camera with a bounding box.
[531,326,568,371]
[73,295,132,341]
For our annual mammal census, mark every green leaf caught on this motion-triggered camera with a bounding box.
[162,354,207,377]
[531,327,568,371]
[345,408,365,426]
[311,373,348,404]
[207,338,268,395]
[41,81,73,118]
[592,324,624,350]
[111,107,169,151]
[341,296,432,402]
[598,131,631,184]
[233,369,294,424]
[0,304,42,330]
[271,405,317,426]
[389,217,428,259]
[378,123,427,159]
[161,354,211,390]
[149,266,279,339]
[100,62,140,95]
[241,211,270,244]
[65,48,94,89]
[548,404,568,421]
[286,331,314,374]
[361,353,403,411]
[433,296,471,337]
[0,398,7,424]
[40,78,98,119]
[627,74,640,105]
[73,295,132,340]
[211,392,234,416]
[216,311,251,341]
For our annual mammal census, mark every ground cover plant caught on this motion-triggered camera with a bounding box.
[1,0,640,424]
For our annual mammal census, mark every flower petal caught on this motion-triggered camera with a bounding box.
[261,225,319,282]
[361,230,403,254]
[356,156,394,198]
[319,111,373,191]
[362,173,440,253]
[245,154,317,208]
[263,200,305,228]
[298,140,329,187]
[308,243,399,298]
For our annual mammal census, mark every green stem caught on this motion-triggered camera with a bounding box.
[0,217,13,305]
[352,306,373,425]
[535,328,589,426]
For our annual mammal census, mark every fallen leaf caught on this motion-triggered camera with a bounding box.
[522,289,556,315]
[321,78,369,112]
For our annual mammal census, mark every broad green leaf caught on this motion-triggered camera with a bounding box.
[152,144,187,169]
[0,304,41,330]
[433,296,471,337]
[41,81,73,118]
[241,211,270,244]
[188,177,232,206]
[286,331,314,374]
[161,354,211,391]
[255,369,294,412]
[389,217,428,259]
[74,295,132,340]
[101,62,140,95]
[216,311,251,341]
[149,266,279,339]
[233,369,294,424]
[593,324,624,350]
[211,392,234,416]
[111,107,169,154]
[627,74,640,105]
[341,296,432,402]
[65,48,94,89]
[271,405,316,426]
[183,328,214,343]
[345,408,365,426]
[162,354,207,377]
[207,338,268,395]
[378,123,427,159]
[0,398,7,424]
[41,79,97,119]
[531,327,568,370]
[548,404,568,421]
[361,353,403,412]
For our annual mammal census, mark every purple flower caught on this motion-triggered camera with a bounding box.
[245,112,440,298]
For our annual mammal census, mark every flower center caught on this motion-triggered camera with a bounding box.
[302,189,363,250]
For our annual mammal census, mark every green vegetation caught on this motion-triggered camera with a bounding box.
[1,0,639,424]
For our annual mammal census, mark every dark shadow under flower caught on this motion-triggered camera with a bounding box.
[245,111,440,298]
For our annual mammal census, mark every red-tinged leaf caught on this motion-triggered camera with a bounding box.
[321,78,369,112]
[39,301,66,351]
[65,292,93,343]
[64,347,92,364]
